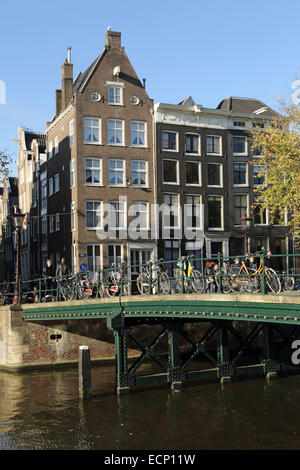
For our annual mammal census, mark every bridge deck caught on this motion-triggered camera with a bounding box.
[22,292,300,325]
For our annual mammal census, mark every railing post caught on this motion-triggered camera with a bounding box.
[180,259,185,294]
[79,345,91,399]
[148,261,153,295]
[217,252,222,293]
[38,278,42,303]
[260,248,266,294]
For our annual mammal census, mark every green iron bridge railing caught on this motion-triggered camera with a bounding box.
[1,250,299,306]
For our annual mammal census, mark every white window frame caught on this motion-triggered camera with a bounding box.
[107,243,123,269]
[253,202,269,226]
[131,160,148,187]
[163,193,180,230]
[86,244,102,272]
[83,117,101,145]
[107,119,124,146]
[233,135,248,156]
[107,82,124,106]
[207,195,224,231]
[84,158,102,186]
[49,215,54,233]
[207,162,223,188]
[233,194,249,226]
[185,133,201,155]
[131,201,149,230]
[162,130,179,152]
[69,119,74,147]
[206,135,222,156]
[48,140,53,159]
[185,194,203,230]
[108,159,125,187]
[163,159,179,185]
[71,201,75,231]
[185,161,201,186]
[54,136,59,155]
[253,165,266,187]
[108,200,127,230]
[85,200,103,230]
[55,213,60,231]
[54,174,59,193]
[49,177,54,196]
[234,162,248,187]
[130,121,147,147]
[70,159,75,188]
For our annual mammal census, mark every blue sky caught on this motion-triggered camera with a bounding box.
[1,0,300,175]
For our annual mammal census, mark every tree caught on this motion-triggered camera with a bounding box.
[0,149,12,183]
[250,103,300,239]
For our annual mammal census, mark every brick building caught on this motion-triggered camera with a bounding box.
[155,96,292,273]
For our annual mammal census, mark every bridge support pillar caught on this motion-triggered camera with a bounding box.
[217,322,232,382]
[262,324,280,379]
[167,322,183,390]
[113,328,130,395]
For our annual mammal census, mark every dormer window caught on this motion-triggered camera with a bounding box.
[107,81,124,105]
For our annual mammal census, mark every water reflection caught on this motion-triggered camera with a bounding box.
[0,366,300,449]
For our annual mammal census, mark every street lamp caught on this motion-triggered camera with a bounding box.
[11,206,25,304]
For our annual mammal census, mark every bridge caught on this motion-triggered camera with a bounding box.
[22,291,300,393]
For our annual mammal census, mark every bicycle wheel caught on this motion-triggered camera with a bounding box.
[106,284,119,297]
[228,266,244,293]
[246,269,261,293]
[137,272,150,295]
[121,278,131,296]
[191,270,205,293]
[158,272,171,294]
[265,268,281,294]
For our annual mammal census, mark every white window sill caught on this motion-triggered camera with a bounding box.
[107,143,125,147]
[207,185,223,188]
[233,153,248,157]
[234,184,248,187]
[163,182,179,185]
[206,153,222,157]
[208,228,224,231]
[186,183,201,187]
[108,184,127,188]
[132,185,150,189]
[162,148,179,153]
[83,141,102,146]
[84,183,104,187]
[108,103,124,106]
[131,145,149,149]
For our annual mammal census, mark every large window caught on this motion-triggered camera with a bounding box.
[84,117,101,144]
[69,119,74,147]
[233,136,247,155]
[207,136,221,155]
[131,121,146,147]
[109,200,126,229]
[234,162,247,186]
[85,200,102,229]
[108,244,122,268]
[164,240,180,276]
[87,244,101,272]
[163,160,178,184]
[163,194,180,229]
[186,162,201,185]
[108,86,122,105]
[132,160,147,187]
[71,202,75,230]
[70,160,75,188]
[207,163,222,187]
[234,195,248,225]
[109,159,125,186]
[254,204,267,225]
[162,131,178,151]
[253,166,265,185]
[186,195,201,229]
[207,196,222,229]
[108,119,124,145]
[85,158,102,185]
[185,134,200,154]
[131,202,148,230]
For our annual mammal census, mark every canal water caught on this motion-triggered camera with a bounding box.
[0,363,300,450]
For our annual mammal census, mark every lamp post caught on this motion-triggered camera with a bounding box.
[12,206,25,305]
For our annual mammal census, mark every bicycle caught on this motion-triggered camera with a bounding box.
[136,259,171,295]
[174,255,205,294]
[227,252,281,294]
[105,263,131,297]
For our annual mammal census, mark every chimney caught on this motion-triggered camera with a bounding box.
[105,29,121,49]
[61,53,73,110]
[55,89,62,116]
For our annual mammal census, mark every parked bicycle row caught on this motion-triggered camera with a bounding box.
[0,252,298,304]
